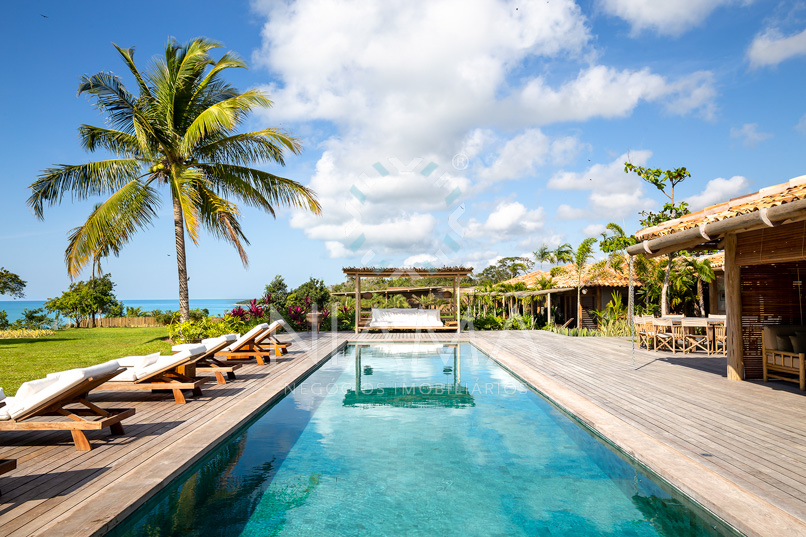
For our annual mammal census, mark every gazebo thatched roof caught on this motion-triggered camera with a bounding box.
[342,266,473,277]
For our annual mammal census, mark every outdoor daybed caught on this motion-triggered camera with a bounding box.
[0,361,135,451]
[762,325,806,390]
[361,308,452,331]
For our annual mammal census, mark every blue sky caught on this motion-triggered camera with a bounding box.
[3,0,806,301]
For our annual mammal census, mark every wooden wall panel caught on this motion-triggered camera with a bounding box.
[736,221,806,266]
[740,263,805,379]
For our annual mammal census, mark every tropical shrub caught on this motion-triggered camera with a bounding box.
[11,308,55,329]
[543,325,601,337]
[0,310,8,330]
[0,328,55,339]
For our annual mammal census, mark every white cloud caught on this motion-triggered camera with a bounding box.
[465,201,545,239]
[600,0,749,37]
[403,254,438,267]
[748,27,806,68]
[685,176,751,211]
[556,204,591,220]
[547,151,656,220]
[583,223,606,236]
[517,66,716,122]
[730,123,772,148]
[477,129,585,183]
[248,0,719,262]
[796,114,806,134]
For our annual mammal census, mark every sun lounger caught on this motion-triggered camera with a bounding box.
[0,361,135,451]
[173,334,242,384]
[255,320,292,356]
[95,345,210,404]
[215,321,289,365]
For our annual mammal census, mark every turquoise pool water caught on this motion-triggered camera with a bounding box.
[108,343,738,537]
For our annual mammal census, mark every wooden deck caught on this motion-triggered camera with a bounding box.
[2,330,806,536]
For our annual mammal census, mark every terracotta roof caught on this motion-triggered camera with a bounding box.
[635,175,806,241]
[704,252,724,270]
[503,263,639,289]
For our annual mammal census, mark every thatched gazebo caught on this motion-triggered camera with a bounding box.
[342,266,474,333]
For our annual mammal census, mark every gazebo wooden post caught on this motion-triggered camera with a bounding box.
[354,275,361,334]
[454,275,460,333]
[724,233,744,380]
[547,292,552,324]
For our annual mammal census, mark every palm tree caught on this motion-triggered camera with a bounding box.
[574,238,597,327]
[533,244,552,271]
[28,39,321,321]
[683,257,715,316]
[552,242,573,266]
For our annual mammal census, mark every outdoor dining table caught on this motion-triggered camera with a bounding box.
[660,317,725,353]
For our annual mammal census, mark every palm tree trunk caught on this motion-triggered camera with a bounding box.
[661,253,672,316]
[172,195,190,322]
[697,278,705,317]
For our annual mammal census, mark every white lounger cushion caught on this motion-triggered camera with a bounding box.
[46,359,121,381]
[118,352,161,369]
[225,323,269,352]
[2,368,88,420]
[199,334,238,349]
[369,308,443,328]
[111,345,205,382]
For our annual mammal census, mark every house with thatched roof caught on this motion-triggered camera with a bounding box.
[503,262,639,329]
[626,175,806,383]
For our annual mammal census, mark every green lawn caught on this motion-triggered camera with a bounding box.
[0,327,172,395]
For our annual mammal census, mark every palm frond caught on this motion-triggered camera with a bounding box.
[195,184,249,266]
[179,90,272,154]
[65,180,160,277]
[185,51,247,114]
[195,128,301,166]
[169,167,204,244]
[77,72,137,134]
[112,44,152,98]
[198,163,321,215]
[77,125,144,157]
[29,159,142,219]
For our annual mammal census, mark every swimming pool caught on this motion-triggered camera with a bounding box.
[107,343,739,536]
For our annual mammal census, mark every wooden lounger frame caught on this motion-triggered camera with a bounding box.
[95,357,210,404]
[175,338,242,385]
[0,369,135,451]
[216,325,292,365]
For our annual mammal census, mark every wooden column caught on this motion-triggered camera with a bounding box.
[547,292,552,324]
[354,276,361,334]
[454,276,460,333]
[724,233,744,381]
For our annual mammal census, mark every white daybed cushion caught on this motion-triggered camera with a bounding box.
[226,323,269,352]
[2,369,86,420]
[369,308,443,328]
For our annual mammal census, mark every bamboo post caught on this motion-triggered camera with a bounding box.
[547,292,552,324]
[354,276,361,334]
[724,233,744,381]
[454,276,460,333]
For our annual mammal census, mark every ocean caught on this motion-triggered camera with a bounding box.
[0,298,244,323]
